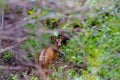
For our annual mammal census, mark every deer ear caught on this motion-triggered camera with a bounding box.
[51,36,56,41]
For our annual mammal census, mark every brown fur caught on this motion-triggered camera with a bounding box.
[39,46,58,69]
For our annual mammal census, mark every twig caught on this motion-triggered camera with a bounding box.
[0,35,17,41]
[23,28,72,36]
[1,9,4,30]
[0,36,29,53]
[0,45,17,53]
[0,9,4,49]
[0,65,30,71]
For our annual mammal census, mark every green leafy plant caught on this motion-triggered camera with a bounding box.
[3,51,14,60]
[12,74,18,80]
[62,5,120,80]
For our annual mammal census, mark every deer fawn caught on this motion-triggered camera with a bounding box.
[39,36,63,80]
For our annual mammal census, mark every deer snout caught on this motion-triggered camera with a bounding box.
[58,42,62,47]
